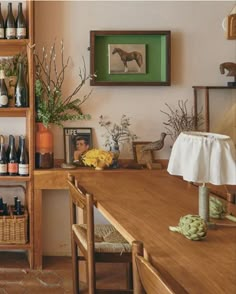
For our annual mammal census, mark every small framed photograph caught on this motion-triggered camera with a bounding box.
[132,141,154,165]
[63,128,93,165]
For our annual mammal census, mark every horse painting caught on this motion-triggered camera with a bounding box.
[112,47,144,73]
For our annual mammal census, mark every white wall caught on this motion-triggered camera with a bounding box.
[34,1,236,255]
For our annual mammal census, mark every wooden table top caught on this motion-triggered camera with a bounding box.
[71,170,236,294]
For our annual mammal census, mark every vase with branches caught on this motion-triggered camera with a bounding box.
[160,99,204,142]
[34,40,92,128]
[99,114,138,168]
[34,40,93,169]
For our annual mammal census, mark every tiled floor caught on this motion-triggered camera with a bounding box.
[0,252,127,293]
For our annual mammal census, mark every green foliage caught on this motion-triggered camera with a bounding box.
[0,53,27,77]
[34,40,92,128]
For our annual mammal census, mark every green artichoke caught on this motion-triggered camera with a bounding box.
[209,196,226,219]
[169,214,207,241]
[210,196,236,222]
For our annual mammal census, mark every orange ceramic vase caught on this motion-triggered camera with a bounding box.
[35,122,54,169]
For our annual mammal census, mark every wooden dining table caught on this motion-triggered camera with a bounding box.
[34,168,236,293]
[74,169,236,294]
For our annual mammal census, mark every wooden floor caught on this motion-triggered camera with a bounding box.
[0,252,127,293]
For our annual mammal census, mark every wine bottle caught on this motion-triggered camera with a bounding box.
[15,62,28,107]
[0,197,3,210]
[2,202,9,216]
[7,135,18,176]
[0,3,5,39]
[0,135,8,176]
[18,135,29,176]
[5,2,16,39]
[16,2,26,39]
[14,195,18,210]
[6,134,14,159]
[16,199,22,215]
[17,135,22,160]
[0,70,9,108]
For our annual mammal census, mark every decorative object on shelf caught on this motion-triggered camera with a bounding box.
[62,127,93,169]
[209,196,236,222]
[222,4,236,40]
[99,114,138,168]
[82,149,113,170]
[132,141,154,167]
[219,62,236,86]
[90,30,171,86]
[167,132,236,226]
[141,132,167,152]
[34,40,92,128]
[161,99,204,142]
[35,122,54,169]
[169,214,207,241]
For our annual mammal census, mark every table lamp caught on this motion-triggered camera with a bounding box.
[167,131,236,223]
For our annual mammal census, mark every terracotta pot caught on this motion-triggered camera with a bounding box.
[35,122,54,169]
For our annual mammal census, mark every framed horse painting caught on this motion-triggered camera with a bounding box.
[90,30,171,86]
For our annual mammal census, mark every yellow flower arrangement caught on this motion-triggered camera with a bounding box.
[82,149,113,170]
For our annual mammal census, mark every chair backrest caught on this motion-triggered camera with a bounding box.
[67,173,96,289]
[132,241,176,294]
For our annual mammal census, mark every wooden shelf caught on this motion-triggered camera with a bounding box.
[0,0,35,269]
[0,175,31,181]
[0,107,30,117]
[193,86,236,89]
[0,39,29,46]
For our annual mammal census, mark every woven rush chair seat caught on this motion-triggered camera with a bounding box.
[72,224,132,253]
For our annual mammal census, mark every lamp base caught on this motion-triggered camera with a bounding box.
[199,185,209,223]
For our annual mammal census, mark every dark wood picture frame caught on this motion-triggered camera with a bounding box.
[132,141,154,165]
[90,30,171,86]
[63,127,93,165]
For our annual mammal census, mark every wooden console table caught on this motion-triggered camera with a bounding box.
[193,86,236,131]
[34,168,236,294]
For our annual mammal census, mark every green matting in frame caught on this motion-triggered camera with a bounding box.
[90,30,171,86]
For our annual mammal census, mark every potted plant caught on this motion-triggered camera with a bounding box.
[99,114,138,168]
[34,40,93,168]
[0,53,27,106]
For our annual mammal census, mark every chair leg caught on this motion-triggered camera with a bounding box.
[126,262,133,290]
[72,238,79,294]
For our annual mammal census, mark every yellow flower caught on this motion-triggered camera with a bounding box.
[82,149,113,168]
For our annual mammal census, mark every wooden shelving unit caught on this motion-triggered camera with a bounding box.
[0,0,34,268]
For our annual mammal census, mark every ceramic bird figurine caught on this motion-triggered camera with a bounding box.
[142,133,167,152]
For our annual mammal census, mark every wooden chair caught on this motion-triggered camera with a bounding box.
[67,174,133,294]
[132,241,176,294]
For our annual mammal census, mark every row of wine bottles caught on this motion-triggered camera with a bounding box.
[0,196,24,216]
[0,134,29,176]
[0,62,28,107]
[0,2,26,39]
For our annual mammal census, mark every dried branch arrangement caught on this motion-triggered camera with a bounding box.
[99,114,138,149]
[160,100,204,141]
[34,40,92,127]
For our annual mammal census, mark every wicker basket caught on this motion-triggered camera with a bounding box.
[0,185,28,244]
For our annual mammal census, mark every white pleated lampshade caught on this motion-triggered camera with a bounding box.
[167,132,236,185]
